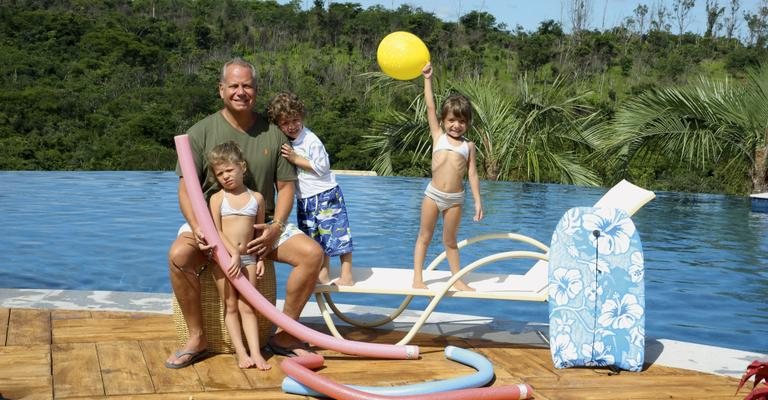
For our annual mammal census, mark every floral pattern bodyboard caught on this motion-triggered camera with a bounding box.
[548,206,645,372]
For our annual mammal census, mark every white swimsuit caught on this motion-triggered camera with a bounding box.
[221,190,258,217]
[432,133,469,159]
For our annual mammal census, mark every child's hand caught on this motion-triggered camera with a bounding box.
[422,62,433,79]
[227,254,241,278]
[473,205,484,222]
[280,143,296,163]
[255,260,265,279]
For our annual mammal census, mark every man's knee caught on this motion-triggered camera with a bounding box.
[306,241,324,264]
[169,237,205,275]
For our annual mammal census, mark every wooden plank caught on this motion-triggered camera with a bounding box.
[480,346,560,380]
[7,308,50,345]
[240,350,285,389]
[532,385,738,400]
[0,376,53,400]
[140,339,204,393]
[0,344,51,374]
[0,307,8,345]
[98,341,155,396]
[91,310,162,319]
[53,315,175,343]
[52,342,104,398]
[0,344,53,400]
[193,353,252,390]
[51,309,91,320]
[527,373,737,389]
[68,388,298,399]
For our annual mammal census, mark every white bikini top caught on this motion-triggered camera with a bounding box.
[432,133,469,159]
[221,190,258,217]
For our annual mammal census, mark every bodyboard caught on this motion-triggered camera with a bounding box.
[548,206,645,372]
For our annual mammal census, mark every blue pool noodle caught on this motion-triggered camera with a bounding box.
[281,346,494,397]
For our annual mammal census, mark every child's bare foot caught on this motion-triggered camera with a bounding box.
[251,355,271,370]
[318,269,331,285]
[453,280,475,291]
[412,280,428,289]
[236,352,256,369]
[336,276,355,286]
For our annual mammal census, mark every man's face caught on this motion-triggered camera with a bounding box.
[219,64,256,113]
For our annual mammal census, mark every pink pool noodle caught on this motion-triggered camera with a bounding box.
[281,354,534,400]
[174,134,418,359]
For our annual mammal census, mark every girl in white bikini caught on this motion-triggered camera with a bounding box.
[412,62,484,291]
[207,141,271,370]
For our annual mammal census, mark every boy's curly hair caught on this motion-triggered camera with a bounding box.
[267,91,304,124]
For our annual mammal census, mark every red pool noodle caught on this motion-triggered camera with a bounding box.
[174,134,418,360]
[281,354,534,400]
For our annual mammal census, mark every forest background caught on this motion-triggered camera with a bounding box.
[3,0,768,194]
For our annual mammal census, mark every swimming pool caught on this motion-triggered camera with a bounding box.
[1,171,766,353]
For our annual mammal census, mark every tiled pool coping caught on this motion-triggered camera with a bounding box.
[0,288,763,378]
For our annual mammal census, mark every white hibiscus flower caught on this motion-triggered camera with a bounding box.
[597,293,644,329]
[581,341,615,367]
[582,209,636,255]
[550,268,584,305]
[552,334,578,368]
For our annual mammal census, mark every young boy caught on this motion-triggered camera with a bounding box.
[268,91,355,286]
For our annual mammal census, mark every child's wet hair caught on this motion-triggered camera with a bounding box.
[206,141,247,185]
[267,91,304,124]
[440,94,473,127]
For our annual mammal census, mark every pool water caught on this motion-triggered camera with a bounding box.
[1,171,766,353]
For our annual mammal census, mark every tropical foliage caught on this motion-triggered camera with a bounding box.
[3,0,768,194]
[587,64,768,193]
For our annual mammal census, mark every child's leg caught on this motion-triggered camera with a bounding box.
[337,252,354,286]
[318,255,331,284]
[442,206,474,291]
[238,264,271,370]
[211,267,254,368]
[413,197,439,289]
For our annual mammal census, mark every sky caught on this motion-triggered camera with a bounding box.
[285,0,763,37]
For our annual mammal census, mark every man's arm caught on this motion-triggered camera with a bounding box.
[272,179,296,225]
[247,179,296,256]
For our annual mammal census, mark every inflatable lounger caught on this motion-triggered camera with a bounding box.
[313,180,655,345]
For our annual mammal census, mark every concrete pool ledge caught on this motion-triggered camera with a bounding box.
[1,287,764,378]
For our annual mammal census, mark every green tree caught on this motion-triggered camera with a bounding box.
[588,65,768,193]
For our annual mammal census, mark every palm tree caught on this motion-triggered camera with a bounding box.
[588,65,768,193]
[362,71,603,186]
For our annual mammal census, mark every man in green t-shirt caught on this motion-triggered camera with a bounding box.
[166,58,324,368]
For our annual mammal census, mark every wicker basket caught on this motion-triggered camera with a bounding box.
[172,260,276,354]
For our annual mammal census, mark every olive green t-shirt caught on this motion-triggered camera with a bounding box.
[174,110,297,217]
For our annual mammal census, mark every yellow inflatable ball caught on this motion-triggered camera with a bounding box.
[376,31,430,80]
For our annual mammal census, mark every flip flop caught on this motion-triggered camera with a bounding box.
[266,340,314,358]
[164,349,209,369]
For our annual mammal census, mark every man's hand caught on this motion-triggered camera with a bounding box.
[193,228,214,252]
[247,222,281,257]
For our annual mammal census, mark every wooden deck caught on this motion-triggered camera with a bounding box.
[0,307,741,399]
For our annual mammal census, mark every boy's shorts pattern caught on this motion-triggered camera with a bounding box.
[297,185,353,257]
